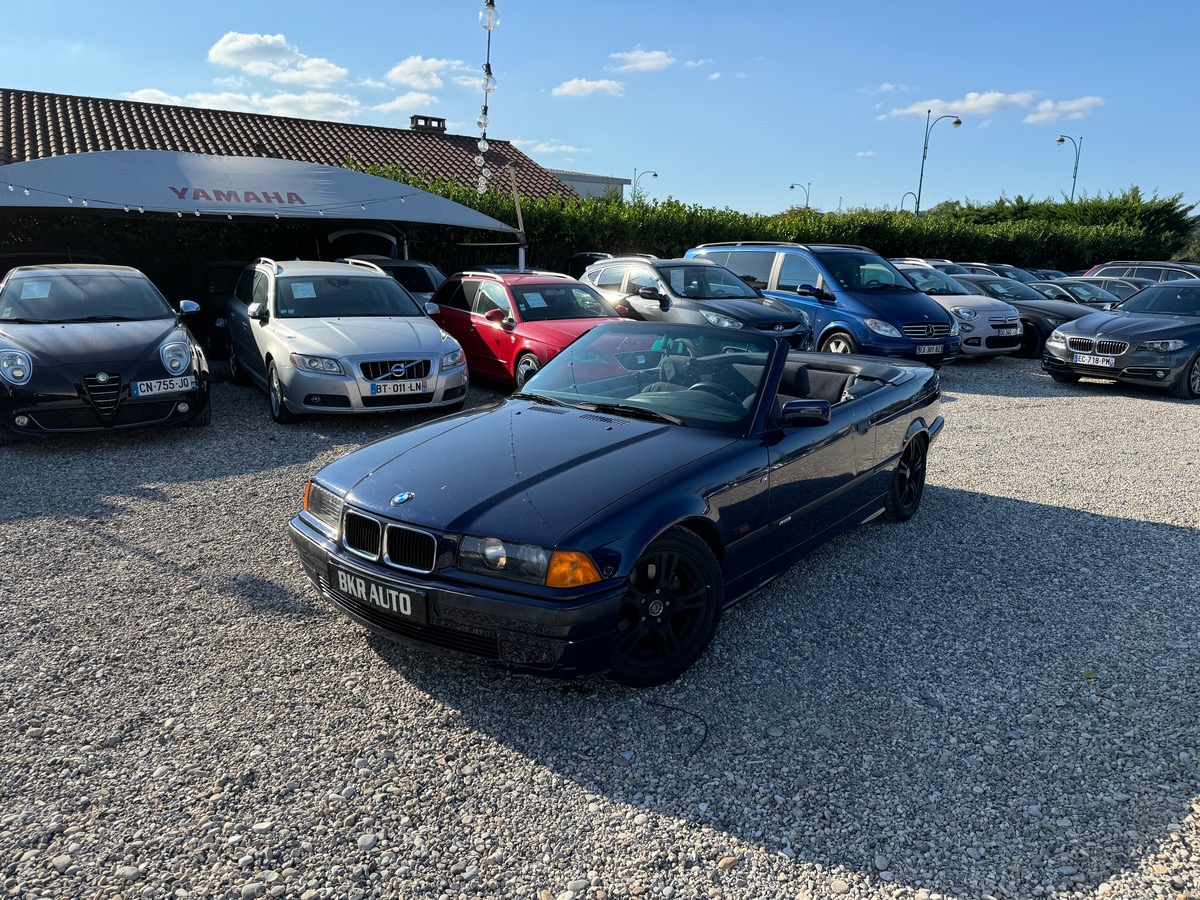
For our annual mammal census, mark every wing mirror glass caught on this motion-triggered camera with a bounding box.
[178,300,200,315]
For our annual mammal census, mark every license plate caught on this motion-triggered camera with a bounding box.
[1073,353,1115,368]
[915,344,943,355]
[330,563,428,624]
[132,375,196,396]
[997,327,1018,336]
[370,380,428,395]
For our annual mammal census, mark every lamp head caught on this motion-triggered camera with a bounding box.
[1056,135,1066,145]
[952,117,962,128]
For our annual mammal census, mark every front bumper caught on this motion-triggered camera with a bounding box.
[955,319,1022,356]
[280,361,468,414]
[1041,345,1191,389]
[856,334,961,366]
[288,514,625,678]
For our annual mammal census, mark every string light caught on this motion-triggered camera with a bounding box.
[476,0,500,194]
[81,199,88,207]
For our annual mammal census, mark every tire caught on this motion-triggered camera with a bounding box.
[610,527,723,687]
[0,425,15,447]
[1171,350,1200,400]
[187,399,212,427]
[883,435,928,522]
[227,334,250,385]
[268,361,301,424]
[514,352,541,388]
[820,331,857,354]
[1050,372,1080,384]
[1013,321,1042,359]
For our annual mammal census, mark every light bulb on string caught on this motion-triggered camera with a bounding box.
[67,196,74,204]
[81,199,88,207]
[6,184,12,192]
[479,0,499,30]
[476,114,489,131]
[23,188,30,196]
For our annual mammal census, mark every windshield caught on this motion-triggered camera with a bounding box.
[1060,281,1119,304]
[275,275,425,318]
[1116,283,1200,316]
[974,278,1048,302]
[812,250,912,290]
[661,264,761,300]
[387,266,443,294]
[512,284,619,322]
[0,269,173,322]
[519,321,780,433]
[903,267,971,296]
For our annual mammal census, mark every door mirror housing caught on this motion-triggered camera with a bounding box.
[780,398,832,427]
[794,283,821,298]
[424,302,440,316]
[178,300,200,315]
[247,302,268,321]
[484,308,507,323]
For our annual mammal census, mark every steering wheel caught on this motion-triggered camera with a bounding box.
[687,382,741,403]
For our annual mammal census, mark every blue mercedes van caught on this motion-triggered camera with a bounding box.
[685,242,961,365]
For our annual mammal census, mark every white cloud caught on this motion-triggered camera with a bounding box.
[212,76,249,90]
[686,58,713,68]
[207,32,347,88]
[861,82,910,94]
[123,89,183,105]
[552,79,624,97]
[511,140,582,155]
[881,90,1037,119]
[375,92,438,113]
[357,78,387,90]
[1023,96,1104,124]
[608,49,675,72]
[386,55,469,90]
[452,75,483,90]
[707,73,721,81]
[187,92,263,114]
[855,151,877,158]
[257,92,362,120]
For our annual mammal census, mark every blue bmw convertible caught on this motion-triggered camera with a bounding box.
[289,321,943,686]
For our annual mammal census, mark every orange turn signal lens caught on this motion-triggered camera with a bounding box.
[303,480,313,510]
[545,550,601,588]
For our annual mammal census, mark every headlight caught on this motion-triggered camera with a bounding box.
[700,310,743,329]
[1138,339,1188,353]
[949,320,960,336]
[458,536,600,587]
[950,306,978,320]
[865,318,902,338]
[0,348,32,385]
[440,334,465,369]
[303,480,344,532]
[159,341,191,375]
[1045,329,1067,348]
[289,353,345,375]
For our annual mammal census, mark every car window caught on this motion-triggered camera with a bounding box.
[252,271,270,309]
[777,254,820,292]
[511,285,617,321]
[0,269,173,322]
[664,265,759,299]
[1129,267,1163,280]
[628,267,660,293]
[274,275,425,318]
[722,250,775,290]
[387,266,442,293]
[978,279,1045,301]
[1160,269,1191,281]
[436,280,474,312]
[592,265,628,291]
[1118,284,1200,316]
[904,267,963,295]
[233,269,255,307]
[473,281,513,316]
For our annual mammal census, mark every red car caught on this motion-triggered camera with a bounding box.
[430,270,622,387]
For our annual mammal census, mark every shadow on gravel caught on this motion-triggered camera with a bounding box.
[384,485,1200,899]
[941,355,1195,404]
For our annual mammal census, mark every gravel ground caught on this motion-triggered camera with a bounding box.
[2,356,1198,900]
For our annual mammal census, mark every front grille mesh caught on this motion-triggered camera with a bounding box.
[83,374,121,416]
[1096,340,1129,355]
[902,323,952,339]
[30,400,177,431]
[343,511,382,560]
[360,359,433,381]
[384,525,437,573]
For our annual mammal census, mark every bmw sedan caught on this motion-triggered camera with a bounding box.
[1041,281,1200,399]
[289,320,943,686]
[0,264,210,445]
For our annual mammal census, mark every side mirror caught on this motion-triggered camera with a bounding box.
[780,398,832,427]
[178,300,200,315]
[794,283,821,298]
[615,303,633,318]
[424,302,440,316]
[247,302,268,321]
[639,286,670,310]
[484,308,507,323]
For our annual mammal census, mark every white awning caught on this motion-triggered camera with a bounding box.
[0,150,518,233]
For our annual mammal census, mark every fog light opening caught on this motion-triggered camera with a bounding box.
[14,414,30,427]
[1156,370,1166,379]
[176,402,190,414]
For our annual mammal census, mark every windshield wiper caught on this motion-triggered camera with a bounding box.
[577,401,684,426]
[511,391,572,407]
[1,317,53,324]
[77,314,139,322]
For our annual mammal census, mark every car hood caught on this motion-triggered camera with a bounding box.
[1004,296,1090,318]
[0,319,184,365]
[1066,310,1200,337]
[318,399,736,545]
[696,297,800,323]
[277,316,445,357]
[926,295,1018,315]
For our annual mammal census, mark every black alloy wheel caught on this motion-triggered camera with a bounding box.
[1171,350,1200,400]
[227,333,250,385]
[268,361,300,424]
[820,331,857,354]
[610,527,723,687]
[884,435,928,522]
[187,400,212,427]
[1013,321,1042,358]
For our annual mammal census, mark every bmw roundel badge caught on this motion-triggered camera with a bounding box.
[390,491,416,506]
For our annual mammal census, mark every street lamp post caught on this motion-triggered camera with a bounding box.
[900,191,917,212]
[1056,134,1082,202]
[915,109,962,216]
[631,168,658,201]
[788,181,811,210]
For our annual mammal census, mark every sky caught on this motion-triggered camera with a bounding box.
[1,0,1195,217]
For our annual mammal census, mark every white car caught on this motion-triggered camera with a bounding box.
[896,264,1023,357]
[224,258,467,422]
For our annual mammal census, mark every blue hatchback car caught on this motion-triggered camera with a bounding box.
[686,242,961,365]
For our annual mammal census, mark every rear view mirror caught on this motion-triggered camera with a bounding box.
[780,398,831,427]
[247,302,268,321]
[178,300,200,315]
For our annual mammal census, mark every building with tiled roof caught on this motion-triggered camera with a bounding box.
[0,87,577,202]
